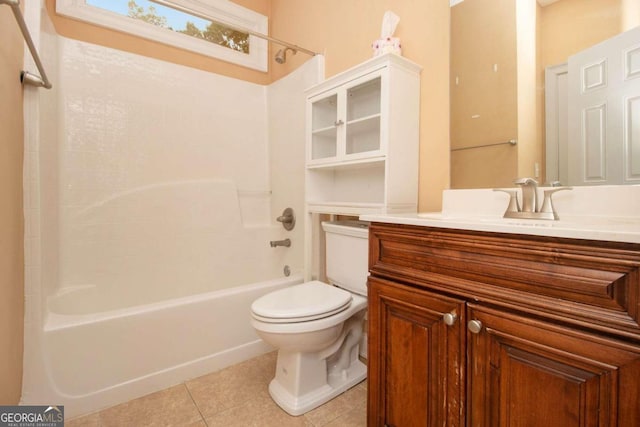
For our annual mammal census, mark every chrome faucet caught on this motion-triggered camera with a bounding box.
[270,238,291,248]
[494,178,571,220]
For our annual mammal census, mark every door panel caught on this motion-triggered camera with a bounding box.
[467,304,640,426]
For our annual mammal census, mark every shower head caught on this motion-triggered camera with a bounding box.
[275,47,297,64]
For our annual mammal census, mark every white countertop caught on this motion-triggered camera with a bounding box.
[360,185,640,244]
[360,212,640,244]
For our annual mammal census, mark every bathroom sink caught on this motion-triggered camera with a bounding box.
[363,185,640,244]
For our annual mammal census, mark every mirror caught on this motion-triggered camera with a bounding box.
[450,0,638,188]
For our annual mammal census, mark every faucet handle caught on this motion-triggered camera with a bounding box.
[493,189,520,214]
[539,187,572,220]
[513,177,538,186]
[276,207,295,231]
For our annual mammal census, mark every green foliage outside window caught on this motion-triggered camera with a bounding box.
[127,0,249,54]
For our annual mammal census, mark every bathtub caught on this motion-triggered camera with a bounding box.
[20,5,318,417]
[37,274,302,418]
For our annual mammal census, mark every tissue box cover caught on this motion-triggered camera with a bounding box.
[372,37,401,57]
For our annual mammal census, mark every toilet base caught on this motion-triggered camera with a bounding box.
[268,358,367,416]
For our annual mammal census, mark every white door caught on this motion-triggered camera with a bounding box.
[567,25,640,185]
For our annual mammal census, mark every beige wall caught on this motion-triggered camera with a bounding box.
[270,0,450,211]
[540,0,621,69]
[0,5,25,405]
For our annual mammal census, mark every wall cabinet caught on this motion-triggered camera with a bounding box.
[367,222,640,426]
[305,53,421,215]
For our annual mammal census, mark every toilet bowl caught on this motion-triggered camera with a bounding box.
[250,221,369,416]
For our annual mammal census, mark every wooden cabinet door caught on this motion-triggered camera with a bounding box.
[467,304,640,427]
[368,277,466,427]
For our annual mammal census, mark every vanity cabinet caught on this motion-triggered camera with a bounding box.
[305,53,421,215]
[367,222,640,426]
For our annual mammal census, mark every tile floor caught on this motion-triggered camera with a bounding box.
[66,352,367,427]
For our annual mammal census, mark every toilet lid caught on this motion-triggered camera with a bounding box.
[251,281,352,322]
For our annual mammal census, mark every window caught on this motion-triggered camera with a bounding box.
[57,0,268,71]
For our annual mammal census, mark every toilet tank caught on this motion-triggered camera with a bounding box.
[321,220,369,296]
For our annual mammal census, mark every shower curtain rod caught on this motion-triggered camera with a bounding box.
[1,0,52,89]
[151,0,319,57]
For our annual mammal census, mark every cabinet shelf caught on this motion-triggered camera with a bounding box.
[307,201,388,216]
[306,156,385,170]
[312,124,338,136]
[312,114,380,137]
[346,114,380,155]
[346,113,381,127]
[306,161,385,208]
[347,79,381,121]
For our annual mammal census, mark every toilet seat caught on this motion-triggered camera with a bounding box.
[252,292,367,335]
[251,281,352,323]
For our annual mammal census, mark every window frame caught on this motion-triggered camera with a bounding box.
[56,0,268,71]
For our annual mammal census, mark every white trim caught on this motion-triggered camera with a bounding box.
[545,63,569,185]
[56,0,268,71]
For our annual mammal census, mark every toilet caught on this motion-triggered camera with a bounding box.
[250,220,369,416]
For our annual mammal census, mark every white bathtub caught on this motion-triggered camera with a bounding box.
[20,7,318,418]
[37,274,302,418]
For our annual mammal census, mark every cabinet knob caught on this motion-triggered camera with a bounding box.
[443,312,457,326]
[468,320,483,334]
[334,119,344,126]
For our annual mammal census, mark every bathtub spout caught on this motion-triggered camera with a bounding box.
[270,238,291,248]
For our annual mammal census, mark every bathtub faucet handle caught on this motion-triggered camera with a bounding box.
[276,208,295,231]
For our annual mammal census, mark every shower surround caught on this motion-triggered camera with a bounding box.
[21,1,323,418]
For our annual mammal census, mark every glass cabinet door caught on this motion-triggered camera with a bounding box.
[309,73,384,164]
[310,93,338,161]
[345,77,381,156]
